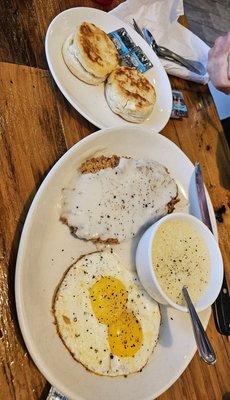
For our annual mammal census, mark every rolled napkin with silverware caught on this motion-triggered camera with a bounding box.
[110,0,210,84]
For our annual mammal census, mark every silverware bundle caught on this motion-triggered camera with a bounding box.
[133,19,206,76]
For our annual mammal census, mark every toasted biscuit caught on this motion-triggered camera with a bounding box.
[62,33,105,85]
[74,22,119,78]
[105,67,156,123]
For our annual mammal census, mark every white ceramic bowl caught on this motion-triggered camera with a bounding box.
[136,213,223,312]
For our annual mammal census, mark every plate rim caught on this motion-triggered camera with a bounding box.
[15,126,213,400]
[45,6,172,132]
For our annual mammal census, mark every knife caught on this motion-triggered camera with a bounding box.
[195,163,230,336]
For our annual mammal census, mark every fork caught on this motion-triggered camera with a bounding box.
[133,19,206,76]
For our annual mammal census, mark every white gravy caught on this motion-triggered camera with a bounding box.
[152,219,210,306]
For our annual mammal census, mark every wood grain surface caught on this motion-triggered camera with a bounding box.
[0,0,122,69]
[0,1,229,399]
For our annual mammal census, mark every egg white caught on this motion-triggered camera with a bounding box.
[53,251,161,376]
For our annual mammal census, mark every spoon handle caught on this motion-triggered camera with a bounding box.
[156,46,205,75]
[142,27,206,75]
[182,287,216,365]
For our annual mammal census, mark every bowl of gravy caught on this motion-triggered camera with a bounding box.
[136,213,223,312]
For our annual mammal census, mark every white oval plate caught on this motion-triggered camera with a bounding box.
[15,127,216,400]
[45,7,172,132]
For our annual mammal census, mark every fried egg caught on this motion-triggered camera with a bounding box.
[53,251,161,376]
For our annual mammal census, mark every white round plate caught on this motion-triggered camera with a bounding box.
[15,127,216,400]
[45,7,172,132]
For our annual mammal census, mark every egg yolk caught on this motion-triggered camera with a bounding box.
[108,311,143,357]
[90,277,128,324]
[90,276,143,358]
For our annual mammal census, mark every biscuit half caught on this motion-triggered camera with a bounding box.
[74,22,119,78]
[62,33,105,85]
[105,67,156,123]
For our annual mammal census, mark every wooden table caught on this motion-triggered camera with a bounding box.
[0,1,229,399]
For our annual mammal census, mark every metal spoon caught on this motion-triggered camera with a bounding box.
[182,287,216,364]
[142,27,206,76]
